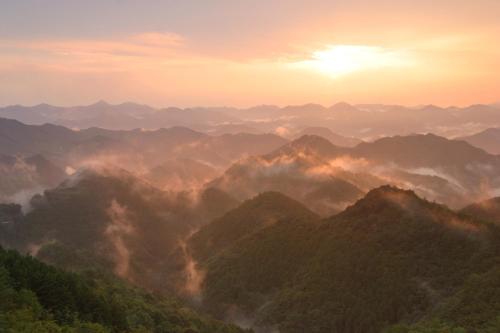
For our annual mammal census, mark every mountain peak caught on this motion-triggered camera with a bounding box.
[189,191,319,261]
[338,185,432,219]
[353,133,496,167]
[292,134,335,146]
[294,127,362,147]
[289,134,342,156]
[89,100,110,107]
[330,102,358,112]
[234,191,319,220]
[57,164,149,191]
[329,185,484,239]
[364,185,419,200]
[265,134,341,161]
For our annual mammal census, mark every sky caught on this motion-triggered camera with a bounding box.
[0,0,499,107]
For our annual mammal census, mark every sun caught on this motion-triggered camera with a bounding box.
[293,45,410,78]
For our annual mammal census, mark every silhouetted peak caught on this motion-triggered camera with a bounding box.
[364,185,419,200]
[330,102,358,112]
[338,185,432,219]
[89,100,110,107]
[292,134,337,148]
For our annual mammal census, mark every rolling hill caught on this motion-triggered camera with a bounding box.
[211,133,500,211]
[0,166,238,294]
[189,192,319,263]
[457,127,500,155]
[292,126,362,147]
[187,186,500,332]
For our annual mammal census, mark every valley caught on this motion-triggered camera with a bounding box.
[1,108,500,332]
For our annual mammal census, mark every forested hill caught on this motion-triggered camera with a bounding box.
[0,246,249,333]
[192,186,500,333]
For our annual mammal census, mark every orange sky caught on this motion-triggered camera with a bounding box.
[0,1,499,107]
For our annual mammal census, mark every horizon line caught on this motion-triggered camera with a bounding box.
[1,99,499,111]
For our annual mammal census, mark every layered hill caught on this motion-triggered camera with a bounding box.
[0,117,286,167]
[461,197,500,224]
[210,133,500,212]
[146,158,219,191]
[0,166,238,293]
[2,101,500,139]
[208,135,367,216]
[0,154,66,203]
[458,127,500,155]
[0,117,78,158]
[292,126,362,147]
[262,186,494,332]
[351,133,497,168]
[0,117,289,199]
[187,186,500,332]
[188,192,321,327]
[189,192,319,262]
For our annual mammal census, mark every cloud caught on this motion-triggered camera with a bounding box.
[290,44,415,78]
[105,199,135,278]
[275,126,290,137]
[1,29,498,107]
[1,31,185,58]
[177,232,205,302]
[131,32,184,47]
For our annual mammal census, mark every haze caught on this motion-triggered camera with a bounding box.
[1,0,499,107]
[3,2,500,333]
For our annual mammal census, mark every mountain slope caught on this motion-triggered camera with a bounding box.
[264,186,497,332]
[265,134,345,160]
[0,154,66,202]
[0,118,79,158]
[461,197,500,224]
[1,167,205,292]
[352,133,497,168]
[188,192,321,323]
[146,158,218,191]
[293,127,362,147]
[0,117,288,180]
[208,135,365,216]
[212,133,500,210]
[189,192,319,263]
[458,127,500,155]
[192,186,500,332]
[0,246,246,333]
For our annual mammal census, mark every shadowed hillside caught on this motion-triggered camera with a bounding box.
[0,246,248,333]
[187,186,500,332]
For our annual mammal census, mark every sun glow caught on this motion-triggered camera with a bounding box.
[293,45,413,78]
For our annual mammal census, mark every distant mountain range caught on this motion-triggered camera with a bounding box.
[291,126,362,147]
[1,108,500,332]
[0,115,498,214]
[2,101,500,139]
[0,117,287,167]
[0,117,289,198]
[210,133,500,213]
[457,127,500,155]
